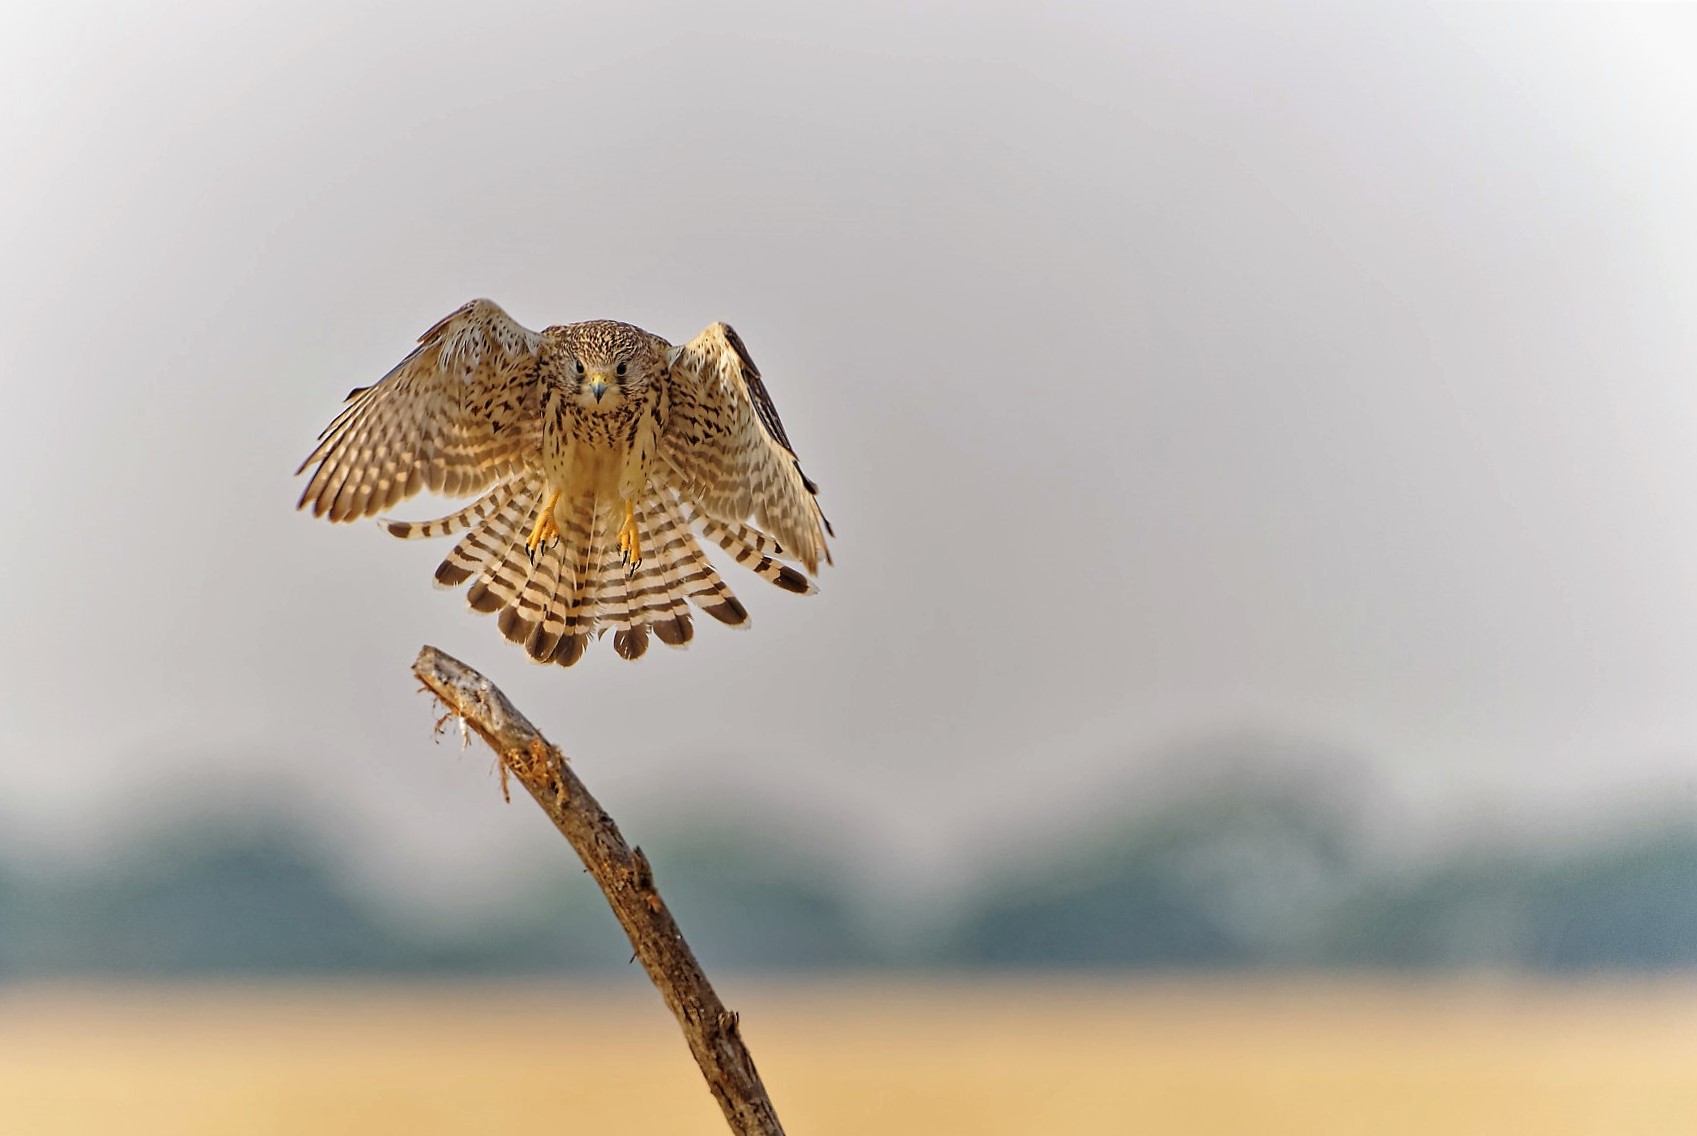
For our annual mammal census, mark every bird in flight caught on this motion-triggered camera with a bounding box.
[296,299,832,665]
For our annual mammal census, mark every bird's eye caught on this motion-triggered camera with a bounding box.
[575,361,585,375]
[616,362,628,377]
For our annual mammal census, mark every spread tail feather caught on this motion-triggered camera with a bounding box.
[378,479,526,541]
[428,485,747,665]
[696,514,818,595]
[406,479,818,665]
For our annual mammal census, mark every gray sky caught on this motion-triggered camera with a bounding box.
[4,1,1697,902]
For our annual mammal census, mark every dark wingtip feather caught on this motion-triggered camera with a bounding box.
[654,614,693,647]
[525,625,562,662]
[702,596,749,626]
[614,627,650,661]
[552,634,587,667]
[466,583,504,613]
[774,566,811,594]
[497,607,531,644]
[435,560,472,587]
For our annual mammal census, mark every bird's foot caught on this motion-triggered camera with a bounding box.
[526,490,562,562]
[616,499,642,571]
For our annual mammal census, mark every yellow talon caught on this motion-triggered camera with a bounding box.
[526,489,561,556]
[616,499,641,569]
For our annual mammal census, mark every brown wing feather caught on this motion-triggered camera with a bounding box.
[296,298,547,522]
[660,323,833,574]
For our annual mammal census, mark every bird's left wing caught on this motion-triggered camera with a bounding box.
[660,323,833,574]
[296,298,548,522]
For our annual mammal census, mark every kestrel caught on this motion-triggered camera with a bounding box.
[296,299,832,665]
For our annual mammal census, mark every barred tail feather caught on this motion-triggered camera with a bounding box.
[380,478,523,541]
[587,512,645,660]
[629,494,696,649]
[648,498,750,629]
[697,515,817,595]
[550,507,598,666]
[498,536,563,661]
[432,475,542,589]
[463,508,540,616]
[681,550,750,629]
[427,482,762,666]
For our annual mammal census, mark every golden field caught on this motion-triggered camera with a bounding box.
[3,977,1695,1135]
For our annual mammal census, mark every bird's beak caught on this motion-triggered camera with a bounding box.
[587,375,609,403]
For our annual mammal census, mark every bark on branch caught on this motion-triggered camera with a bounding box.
[412,645,786,1136]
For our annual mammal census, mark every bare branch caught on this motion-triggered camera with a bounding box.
[412,645,787,1136]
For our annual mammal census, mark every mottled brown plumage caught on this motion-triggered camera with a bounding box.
[297,298,832,665]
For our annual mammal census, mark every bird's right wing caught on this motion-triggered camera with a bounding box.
[660,322,832,574]
[296,298,548,522]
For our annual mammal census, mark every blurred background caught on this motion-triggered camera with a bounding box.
[4,1,1697,1132]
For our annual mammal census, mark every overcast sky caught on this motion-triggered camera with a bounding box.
[3,1,1697,903]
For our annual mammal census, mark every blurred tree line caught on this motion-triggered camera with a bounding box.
[2,752,1695,977]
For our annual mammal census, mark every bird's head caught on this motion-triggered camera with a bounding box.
[556,320,663,410]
